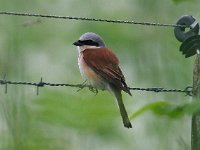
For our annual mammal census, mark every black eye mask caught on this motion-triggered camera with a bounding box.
[76,40,99,46]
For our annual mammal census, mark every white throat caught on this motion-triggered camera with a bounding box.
[77,45,99,53]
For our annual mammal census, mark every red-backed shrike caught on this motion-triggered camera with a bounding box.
[73,32,132,128]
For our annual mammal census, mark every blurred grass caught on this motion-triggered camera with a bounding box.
[0,0,200,150]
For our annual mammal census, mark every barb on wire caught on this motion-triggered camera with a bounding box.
[2,74,7,94]
[0,11,188,28]
[0,78,193,96]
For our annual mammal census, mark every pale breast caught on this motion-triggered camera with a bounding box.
[78,53,106,89]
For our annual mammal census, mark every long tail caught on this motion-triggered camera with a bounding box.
[110,85,132,128]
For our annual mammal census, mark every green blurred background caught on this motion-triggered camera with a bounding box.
[0,0,199,150]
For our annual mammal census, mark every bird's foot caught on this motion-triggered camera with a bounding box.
[77,80,88,92]
[89,86,98,95]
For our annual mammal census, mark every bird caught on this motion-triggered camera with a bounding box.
[73,32,132,128]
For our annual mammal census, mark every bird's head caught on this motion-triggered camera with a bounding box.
[73,32,106,52]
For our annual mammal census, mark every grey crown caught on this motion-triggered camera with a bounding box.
[79,32,106,47]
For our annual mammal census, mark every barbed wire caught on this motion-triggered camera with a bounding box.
[0,11,193,96]
[0,78,193,96]
[0,11,188,28]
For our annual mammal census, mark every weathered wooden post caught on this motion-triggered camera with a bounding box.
[192,54,200,150]
[174,15,200,150]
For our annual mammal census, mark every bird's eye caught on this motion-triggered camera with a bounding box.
[81,40,99,46]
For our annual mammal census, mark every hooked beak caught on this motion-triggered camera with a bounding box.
[73,40,83,46]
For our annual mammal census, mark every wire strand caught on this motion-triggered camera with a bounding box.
[0,11,187,28]
[0,11,192,95]
[0,79,193,96]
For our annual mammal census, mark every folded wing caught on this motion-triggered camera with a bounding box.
[82,48,131,95]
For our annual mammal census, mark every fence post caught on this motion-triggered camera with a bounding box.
[192,54,200,150]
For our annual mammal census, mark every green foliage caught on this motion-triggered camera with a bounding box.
[131,100,200,120]
[173,0,195,3]
[33,90,119,136]
[130,101,169,119]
